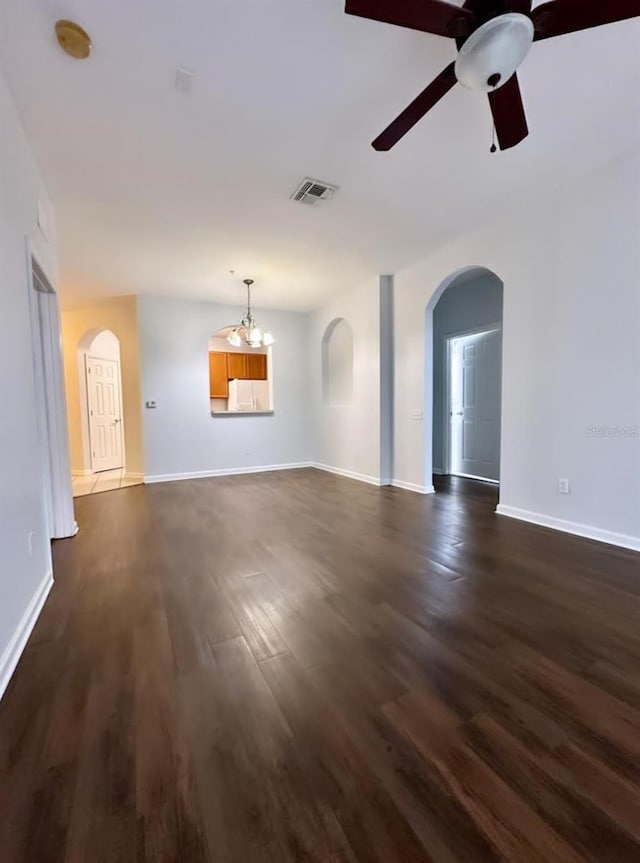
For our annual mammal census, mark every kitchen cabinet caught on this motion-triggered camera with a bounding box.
[209,352,229,398]
[210,351,268,397]
[227,353,247,380]
[246,353,267,380]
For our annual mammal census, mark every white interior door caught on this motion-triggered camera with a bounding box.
[86,355,123,472]
[449,329,501,481]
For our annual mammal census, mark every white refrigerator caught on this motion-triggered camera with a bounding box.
[227,379,270,412]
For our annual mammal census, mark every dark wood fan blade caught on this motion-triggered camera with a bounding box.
[533,0,640,41]
[372,63,457,151]
[462,0,531,15]
[345,0,474,39]
[458,1,531,48]
[488,73,529,150]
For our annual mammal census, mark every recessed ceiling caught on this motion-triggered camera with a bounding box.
[1,1,638,311]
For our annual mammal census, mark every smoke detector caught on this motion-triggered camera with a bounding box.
[291,177,339,206]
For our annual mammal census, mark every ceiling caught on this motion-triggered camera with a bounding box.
[1,1,639,311]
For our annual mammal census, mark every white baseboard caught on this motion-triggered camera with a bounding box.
[144,462,312,484]
[432,467,446,476]
[0,571,53,702]
[496,504,640,552]
[311,463,384,487]
[391,479,435,495]
[144,461,439,498]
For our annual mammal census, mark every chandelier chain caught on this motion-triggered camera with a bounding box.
[228,278,274,349]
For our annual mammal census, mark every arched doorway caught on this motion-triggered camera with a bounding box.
[425,266,504,492]
[71,329,139,496]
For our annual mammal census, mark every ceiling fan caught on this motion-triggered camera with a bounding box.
[345,0,640,151]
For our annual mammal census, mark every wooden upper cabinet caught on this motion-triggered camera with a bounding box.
[227,353,247,380]
[210,351,268,396]
[209,352,229,398]
[227,352,267,380]
[246,353,267,380]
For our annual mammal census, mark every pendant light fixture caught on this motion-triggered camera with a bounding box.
[227,279,275,349]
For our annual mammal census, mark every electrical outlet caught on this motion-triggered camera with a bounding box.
[411,410,423,421]
[558,478,570,495]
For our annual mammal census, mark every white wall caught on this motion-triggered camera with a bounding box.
[432,272,503,471]
[394,149,640,548]
[310,278,382,484]
[0,69,59,690]
[138,296,311,479]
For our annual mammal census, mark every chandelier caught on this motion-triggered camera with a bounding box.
[227,278,275,349]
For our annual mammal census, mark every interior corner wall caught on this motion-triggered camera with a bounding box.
[379,275,394,485]
[310,277,382,484]
[137,296,311,479]
[61,296,144,477]
[0,68,60,691]
[393,148,640,547]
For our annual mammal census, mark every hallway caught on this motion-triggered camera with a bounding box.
[1,470,639,862]
[71,468,143,497]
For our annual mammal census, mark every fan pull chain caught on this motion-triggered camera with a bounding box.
[490,83,497,153]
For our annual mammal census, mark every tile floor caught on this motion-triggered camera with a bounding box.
[71,468,142,497]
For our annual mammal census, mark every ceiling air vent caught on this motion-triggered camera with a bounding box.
[291,177,339,206]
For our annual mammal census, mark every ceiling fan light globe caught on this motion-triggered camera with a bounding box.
[227,329,242,347]
[262,332,275,346]
[455,13,534,93]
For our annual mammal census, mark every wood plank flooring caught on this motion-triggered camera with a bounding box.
[1,469,640,862]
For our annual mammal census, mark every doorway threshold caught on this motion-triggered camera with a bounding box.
[450,472,500,485]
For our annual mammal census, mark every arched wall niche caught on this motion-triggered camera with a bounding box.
[321,317,354,406]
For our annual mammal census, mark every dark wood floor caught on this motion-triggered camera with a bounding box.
[1,470,640,862]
